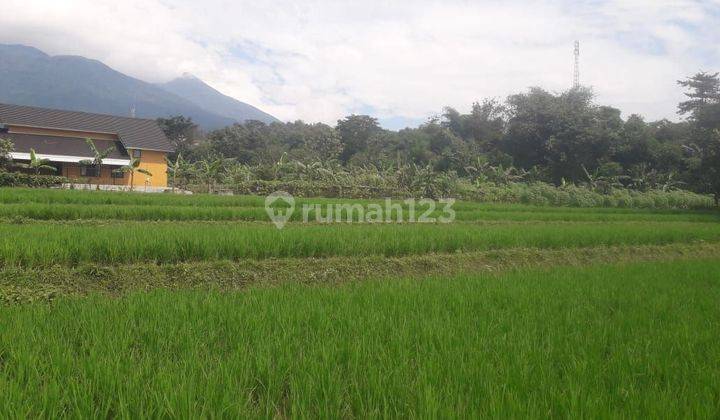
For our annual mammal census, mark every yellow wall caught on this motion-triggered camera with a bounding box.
[128,150,168,188]
[7,124,170,187]
[63,163,130,186]
[60,151,169,188]
[59,152,167,188]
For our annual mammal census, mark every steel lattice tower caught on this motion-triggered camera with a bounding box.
[573,40,580,89]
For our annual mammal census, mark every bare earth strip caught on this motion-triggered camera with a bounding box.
[2,242,720,303]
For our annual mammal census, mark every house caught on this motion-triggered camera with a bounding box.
[0,103,173,188]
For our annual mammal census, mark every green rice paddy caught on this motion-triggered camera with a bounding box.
[1,201,720,222]
[2,260,719,417]
[0,221,718,266]
[0,187,719,416]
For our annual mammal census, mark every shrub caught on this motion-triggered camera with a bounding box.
[0,171,68,188]
[467,182,713,210]
[0,138,13,170]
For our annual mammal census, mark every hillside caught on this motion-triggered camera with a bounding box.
[0,44,277,129]
[158,74,278,124]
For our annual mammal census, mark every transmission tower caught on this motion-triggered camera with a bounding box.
[573,40,580,89]
[129,93,137,118]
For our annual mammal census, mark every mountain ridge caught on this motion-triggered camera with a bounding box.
[158,74,278,124]
[0,44,278,129]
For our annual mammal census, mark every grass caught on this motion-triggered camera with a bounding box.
[0,220,719,266]
[1,187,719,416]
[2,187,718,212]
[0,187,269,207]
[1,202,720,222]
[3,242,720,303]
[1,260,719,417]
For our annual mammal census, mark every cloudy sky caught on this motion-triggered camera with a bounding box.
[1,0,718,128]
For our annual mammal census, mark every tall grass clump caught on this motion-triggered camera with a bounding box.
[473,182,715,210]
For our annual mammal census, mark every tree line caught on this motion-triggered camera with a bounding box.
[158,72,720,202]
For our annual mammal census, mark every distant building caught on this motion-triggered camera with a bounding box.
[0,103,173,187]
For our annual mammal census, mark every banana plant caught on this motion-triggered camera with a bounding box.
[112,157,152,191]
[79,138,115,167]
[196,157,231,193]
[658,172,686,192]
[79,138,116,187]
[581,164,625,194]
[165,153,184,192]
[15,149,56,175]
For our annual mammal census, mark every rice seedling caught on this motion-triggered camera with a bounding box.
[3,242,720,303]
[2,188,718,215]
[0,220,718,266]
[0,203,720,222]
[1,260,718,417]
[0,190,719,223]
[0,202,719,222]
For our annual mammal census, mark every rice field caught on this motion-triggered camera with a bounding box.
[2,260,720,417]
[0,220,719,266]
[2,201,720,222]
[0,187,719,416]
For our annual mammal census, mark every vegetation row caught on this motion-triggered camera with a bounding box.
[1,202,719,223]
[0,221,718,266]
[3,243,720,304]
[0,185,715,210]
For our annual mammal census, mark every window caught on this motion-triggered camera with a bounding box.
[80,166,100,177]
[111,170,124,179]
[132,149,142,158]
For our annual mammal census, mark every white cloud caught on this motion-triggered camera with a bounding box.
[0,0,718,125]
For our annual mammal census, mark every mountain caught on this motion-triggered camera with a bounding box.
[0,44,278,129]
[158,74,278,124]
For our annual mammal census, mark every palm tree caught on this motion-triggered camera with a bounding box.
[112,157,152,191]
[79,139,116,187]
[16,149,56,175]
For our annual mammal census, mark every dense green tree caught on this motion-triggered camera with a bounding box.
[613,115,657,169]
[149,71,718,199]
[201,120,342,166]
[501,87,618,182]
[678,72,720,117]
[678,72,720,203]
[205,121,270,164]
[157,116,199,158]
[647,120,689,174]
[277,121,342,163]
[443,99,506,151]
[336,115,382,163]
[502,87,557,170]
